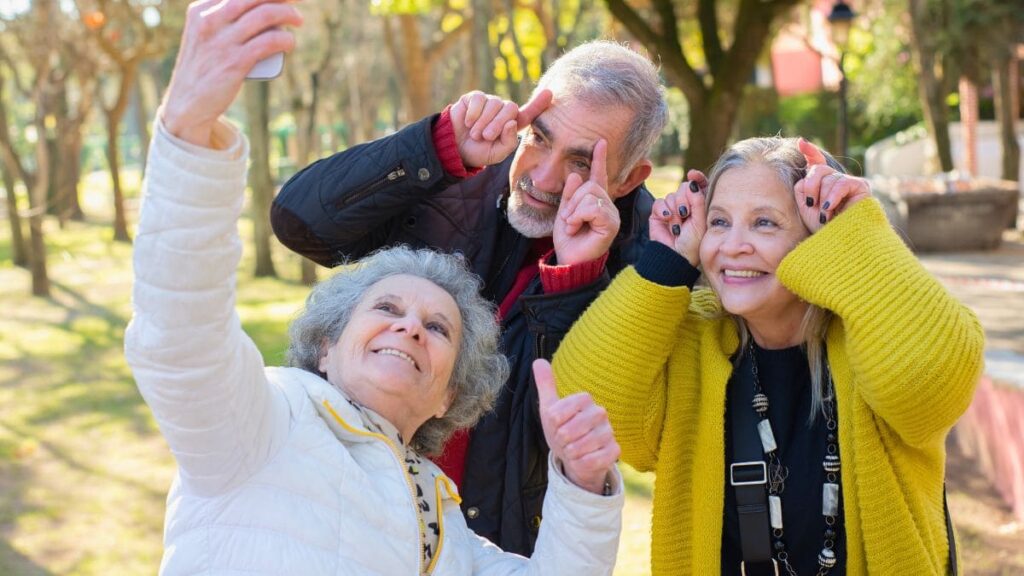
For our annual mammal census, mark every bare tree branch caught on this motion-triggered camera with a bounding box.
[698,0,723,75]
[604,0,704,98]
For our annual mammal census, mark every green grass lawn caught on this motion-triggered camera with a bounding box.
[0,169,658,575]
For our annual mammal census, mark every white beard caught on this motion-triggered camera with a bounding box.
[507,176,559,238]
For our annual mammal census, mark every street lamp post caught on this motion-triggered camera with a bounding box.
[828,1,856,160]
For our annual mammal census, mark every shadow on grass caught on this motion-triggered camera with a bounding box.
[0,539,54,576]
[49,279,129,330]
[0,418,165,501]
[0,453,55,575]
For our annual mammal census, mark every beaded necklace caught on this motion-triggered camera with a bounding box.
[748,341,841,576]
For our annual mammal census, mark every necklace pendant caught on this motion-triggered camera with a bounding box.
[822,482,840,517]
[751,393,769,415]
[768,495,783,530]
[757,419,778,453]
[818,547,837,568]
[823,454,840,473]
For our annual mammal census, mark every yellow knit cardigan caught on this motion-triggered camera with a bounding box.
[553,199,984,575]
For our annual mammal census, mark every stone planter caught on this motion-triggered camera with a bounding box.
[873,176,1020,252]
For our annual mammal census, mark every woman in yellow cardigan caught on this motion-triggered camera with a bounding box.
[552,136,984,575]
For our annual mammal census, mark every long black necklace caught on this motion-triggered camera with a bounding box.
[749,341,841,576]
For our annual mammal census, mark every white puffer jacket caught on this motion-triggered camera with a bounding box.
[124,118,624,576]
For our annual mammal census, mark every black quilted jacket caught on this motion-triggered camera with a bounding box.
[271,113,653,556]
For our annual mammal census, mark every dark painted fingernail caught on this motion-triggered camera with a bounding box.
[662,209,671,217]
[672,224,681,235]
[819,212,827,225]
[679,206,688,218]
[689,181,700,193]
[822,200,831,210]
[806,197,814,207]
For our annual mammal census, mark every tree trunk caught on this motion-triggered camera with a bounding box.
[291,73,319,285]
[686,96,737,173]
[29,110,51,297]
[0,79,32,268]
[106,113,132,242]
[959,76,979,176]
[536,0,558,69]
[133,73,152,175]
[400,15,433,121]
[472,0,495,94]
[103,58,142,243]
[994,55,1020,182]
[49,114,85,224]
[59,132,85,221]
[46,131,61,221]
[604,0,793,174]
[245,81,277,278]
[2,167,28,267]
[908,0,954,172]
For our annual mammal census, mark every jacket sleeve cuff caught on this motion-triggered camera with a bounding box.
[635,242,701,288]
[550,455,623,498]
[539,250,609,293]
[433,105,483,179]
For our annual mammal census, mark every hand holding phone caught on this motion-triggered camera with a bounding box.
[247,52,285,81]
[161,0,301,146]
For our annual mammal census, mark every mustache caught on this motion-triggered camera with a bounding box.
[516,175,561,206]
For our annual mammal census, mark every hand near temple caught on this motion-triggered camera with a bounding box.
[650,169,708,266]
[534,359,620,495]
[449,89,552,168]
[794,138,872,232]
[552,139,621,265]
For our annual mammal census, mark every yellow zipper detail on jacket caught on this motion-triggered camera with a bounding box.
[322,400,428,576]
[425,475,461,574]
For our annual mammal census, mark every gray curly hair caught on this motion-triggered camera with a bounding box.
[286,246,509,455]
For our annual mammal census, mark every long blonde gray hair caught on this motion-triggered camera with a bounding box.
[704,136,846,422]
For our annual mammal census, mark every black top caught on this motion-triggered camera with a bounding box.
[633,243,846,576]
[721,344,846,576]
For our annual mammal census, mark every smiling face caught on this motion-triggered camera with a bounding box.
[699,164,812,340]
[319,274,462,440]
[506,90,636,238]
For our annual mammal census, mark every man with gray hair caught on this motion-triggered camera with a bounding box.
[271,40,669,555]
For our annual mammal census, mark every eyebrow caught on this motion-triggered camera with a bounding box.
[375,294,455,330]
[532,117,594,162]
[708,205,786,215]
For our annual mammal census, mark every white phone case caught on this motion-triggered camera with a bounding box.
[247,52,284,81]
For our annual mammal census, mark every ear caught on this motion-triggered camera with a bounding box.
[436,388,456,419]
[611,159,653,199]
[317,338,332,373]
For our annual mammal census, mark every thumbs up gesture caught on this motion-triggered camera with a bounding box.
[533,359,620,495]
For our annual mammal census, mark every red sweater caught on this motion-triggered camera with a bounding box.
[429,107,607,487]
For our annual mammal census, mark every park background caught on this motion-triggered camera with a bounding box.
[1,0,1023,573]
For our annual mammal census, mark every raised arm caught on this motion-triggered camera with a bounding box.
[779,140,984,447]
[271,90,552,266]
[124,0,302,496]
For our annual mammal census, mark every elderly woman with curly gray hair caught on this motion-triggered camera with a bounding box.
[124,1,624,573]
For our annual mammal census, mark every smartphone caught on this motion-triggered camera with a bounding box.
[247,52,284,81]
